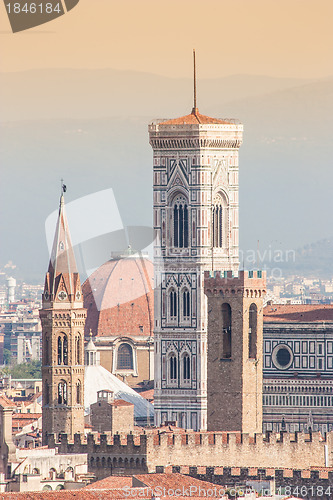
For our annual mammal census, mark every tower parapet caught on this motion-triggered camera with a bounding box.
[204,270,266,296]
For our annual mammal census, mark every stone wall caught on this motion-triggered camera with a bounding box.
[48,430,333,478]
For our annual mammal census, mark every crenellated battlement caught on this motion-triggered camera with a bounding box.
[48,430,333,473]
[204,270,266,297]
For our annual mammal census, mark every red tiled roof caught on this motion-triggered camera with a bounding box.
[0,394,16,408]
[84,476,133,490]
[12,413,41,420]
[264,304,333,323]
[113,399,134,407]
[133,473,224,494]
[0,491,145,499]
[160,109,232,125]
[86,473,225,496]
[83,257,154,337]
[139,389,154,401]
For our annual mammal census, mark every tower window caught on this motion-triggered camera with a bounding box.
[76,336,81,365]
[76,381,81,404]
[57,335,68,365]
[58,381,67,405]
[173,197,189,248]
[169,354,178,381]
[183,354,190,380]
[169,289,177,319]
[221,303,232,359]
[212,204,223,247]
[183,289,190,319]
[249,303,257,359]
[117,343,133,370]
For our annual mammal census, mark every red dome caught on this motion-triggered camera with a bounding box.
[82,256,154,338]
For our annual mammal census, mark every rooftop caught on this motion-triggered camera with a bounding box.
[159,108,233,126]
[264,304,333,323]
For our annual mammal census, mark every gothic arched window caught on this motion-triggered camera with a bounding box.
[212,204,223,247]
[57,335,68,365]
[249,303,257,358]
[183,353,191,380]
[169,289,177,319]
[182,289,190,318]
[117,344,133,370]
[57,336,62,365]
[221,303,232,359]
[173,196,189,248]
[58,380,67,405]
[76,336,81,365]
[169,354,177,381]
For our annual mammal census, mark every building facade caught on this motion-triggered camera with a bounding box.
[40,192,86,444]
[150,107,243,430]
[262,304,333,433]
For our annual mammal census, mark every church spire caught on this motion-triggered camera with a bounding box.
[43,186,81,305]
[192,49,198,116]
[40,186,86,444]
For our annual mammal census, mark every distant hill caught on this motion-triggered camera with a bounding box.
[0,69,309,121]
[1,69,333,280]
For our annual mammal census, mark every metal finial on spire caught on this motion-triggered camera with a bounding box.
[192,49,198,114]
[61,178,67,194]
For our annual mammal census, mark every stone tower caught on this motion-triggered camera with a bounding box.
[40,191,86,444]
[204,270,266,433]
[149,106,243,430]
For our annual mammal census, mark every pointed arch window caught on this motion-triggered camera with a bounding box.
[57,335,68,365]
[212,204,223,247]
[58,337,62,365]
[169,289,177,319]
[249,303,257,359]
[58,380,67,405]
[183,353,191,380]
[76,336,81,365]
[117,343,133,370]
[169,354,178,381]
[182,289,190,319]
[173,196,189,248]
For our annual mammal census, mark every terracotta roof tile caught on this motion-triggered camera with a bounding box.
[160,109,232,125]
[84,476,133,489]
[132,473,224,495]
[83,257,154,337]
[264,304,333,323]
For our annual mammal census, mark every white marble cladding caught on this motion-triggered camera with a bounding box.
[150,117,243,431]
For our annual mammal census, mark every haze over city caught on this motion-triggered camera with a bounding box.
[1,0,333,281]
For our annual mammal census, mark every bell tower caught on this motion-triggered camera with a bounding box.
[40,189,86,444]
[204,270,266,434]
[149,54,243,430]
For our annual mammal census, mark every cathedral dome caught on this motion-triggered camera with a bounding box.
[82,254,154,338]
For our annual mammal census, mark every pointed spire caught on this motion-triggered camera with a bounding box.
[43,186,82,304]
[192,49,199,116]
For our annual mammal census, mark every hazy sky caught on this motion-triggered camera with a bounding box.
[1,0,333,78]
